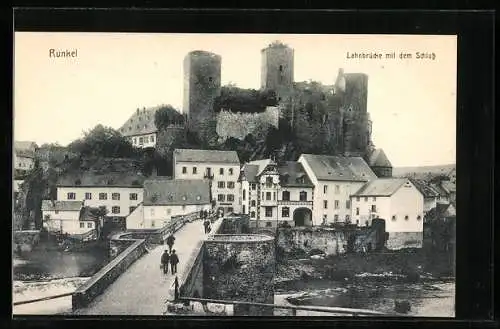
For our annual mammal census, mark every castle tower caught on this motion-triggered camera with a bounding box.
[183,50,222,132]
[260,41,294,100]
[336,69,371,157]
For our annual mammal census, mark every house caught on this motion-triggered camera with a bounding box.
[56,172,145,218]
[410,178,440,214]
[127,179,211,229]
[173,149,241,215]
[298,154,377,226]
[118,106,161,148]
[41,200,96,235]
[351,178,424,250]
[239,159,314,228]
[366,148,393,178]
[14,141,38,176]
[440,180,456,205]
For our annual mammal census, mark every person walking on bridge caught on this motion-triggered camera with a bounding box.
[203,219,210,234]
[166,234,175,253]
[170,249,179,274]
[161,250,170,274]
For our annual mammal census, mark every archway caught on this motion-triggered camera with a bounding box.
[293,208,312,227]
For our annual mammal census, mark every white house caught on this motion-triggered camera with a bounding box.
[298,154,377,226]
[173,149,241,215]
[240,159,314,228]
[14,141,37,175]
[41,200,96,235]
[351,178,424,250]
[56,173,145,218]
[127,178,211,229]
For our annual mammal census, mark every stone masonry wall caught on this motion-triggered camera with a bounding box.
[203,237,275,316]
[277,227,351,256]
[386,232,423,250]
[215,107,279,142]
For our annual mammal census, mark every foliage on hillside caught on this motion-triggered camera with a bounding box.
[213,86,278,113]
[154,105,185,131]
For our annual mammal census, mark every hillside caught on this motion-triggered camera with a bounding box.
[392,164,455,179]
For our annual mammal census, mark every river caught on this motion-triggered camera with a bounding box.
[274,278,455,317]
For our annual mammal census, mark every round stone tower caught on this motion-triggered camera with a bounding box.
[183,50,222,133]
[260,41,294,100]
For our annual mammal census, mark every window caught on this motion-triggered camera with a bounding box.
[150,135,154,143]
[334,200,339,209]
[282,191,290,201]
[323,200,328,209]
[251,183,256,190]
[335,185,340,194]
[299,191,307,201]
[196,195,201,201]
[251,200,256,207]
[266,192,272,200]
[242,205,246,213]
[84,192,92,200]
[151,220,155,228]
[193,167,197,174]
[405,215,409,220]
[139,137,144,145]
[206,168,212,176]
[345,214,351,222]
[279,65,283,72]
[112,206,120,214]
[356,197,360,202]
[129,193,138,200]
[243,190,246,201]
[227,181,235,189]
[250,211,256,218]
[99,193,107,200]
[265,177,273,187]
[112,193,120,200]
[87,222,93,228]
[80,222,85,228]
[356,207,360,215]
[129,206,136,214]
[265,207,273,217]
[133,137,137,144]
[371,205,377,212]
[229,168,234,175]
[218,194,225,202]
[365,221,369,226]
[266,222,272,227]
[346,200,351,209]
[227,207,233,213]
[182,195,187,201]
[334,214,339,222]
[182,167,187,174]
[273,192,276,200]
[227,194,234,202]
[417,215,422,221]
[54,210,59,214]
[392,215,397,221]
[323,185,328,194]
[218,181,225,188]
[219,168,224,175]
[372,197,376,202]
[67,192,76,200]
[282,207,290,218]
[364,197,368,202]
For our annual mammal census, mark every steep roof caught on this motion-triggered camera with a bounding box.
[431,182,450,197]
[41,200,83,212]
[143,179,211,206]
[174,149,240,164]
[301,154,377,182]
[119,106,161,137]
[57,172,146,188]
[352,178,410,197]
[410,178,440,198]
[241,164,259,183]
[427,202,456,220]
[278,161,314,188]
[441,180,456,193]
[247,159,275,176]
[368,149,392,168]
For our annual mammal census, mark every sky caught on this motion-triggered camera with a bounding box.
[14,33,456,167]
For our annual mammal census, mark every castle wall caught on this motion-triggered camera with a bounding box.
[215,106,280,142]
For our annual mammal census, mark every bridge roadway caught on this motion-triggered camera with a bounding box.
[74,219,206,315]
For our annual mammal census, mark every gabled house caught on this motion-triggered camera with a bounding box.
[173,148,241,215]
[119,106,162,148]
[410,178,440,214]
[41,200,96,235]
[239,159,314,228]
[127,178,211,230]
[351,178,424,250]
[14,141,38,178]
[298,154,377,226]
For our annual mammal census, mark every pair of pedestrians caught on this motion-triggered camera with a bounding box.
[161,249,179,274]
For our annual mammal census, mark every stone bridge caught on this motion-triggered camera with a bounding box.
[72,213,275,316]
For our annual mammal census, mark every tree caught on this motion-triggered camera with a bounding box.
[154,105,184,131]
[68,124,137,159]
